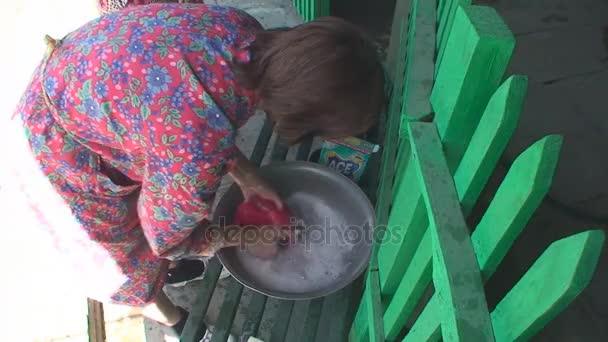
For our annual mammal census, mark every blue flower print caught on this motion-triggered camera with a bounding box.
[83,98,103,120]
[182,162,201,178]
[127,40,146,56]
[145,66,172,94]
[75,150,90,168]
[150,172,169,188]
[207,108,231,131]
[95,82,109,98]
[142,89,155,105]
[177,214,198,229]
[44,76,59,97]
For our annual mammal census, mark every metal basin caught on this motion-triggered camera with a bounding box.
[214,161,375,300]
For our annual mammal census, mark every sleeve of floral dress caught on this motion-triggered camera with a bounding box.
[137,109,238,260]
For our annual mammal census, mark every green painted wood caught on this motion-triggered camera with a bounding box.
[318,285,353,342]
[296,136,313,161]
[454,75,527,215]
[492,230,605,342]
[409,121,494,342]
[298,298,324,342]
[383,230,432,340]
[438,0,449,19]
[404,135,563,342]
[250,119,274,165]
[377,159,427,293]
[269,300,295,342]
[400,0,436,125]
[270,137,289,161]
[321,0,330,16]
[437,1,471,64]
[432,5,515,172]
[180,258,223,342]
[351,286,369,342]
[385,0,412,79]
[373,6,410,237]
[366,270,384,342]
[211,279,244,342]
[240,291,267,338]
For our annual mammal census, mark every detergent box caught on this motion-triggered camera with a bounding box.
[319,137,380,182]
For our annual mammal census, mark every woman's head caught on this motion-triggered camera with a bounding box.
[236,17,386,144]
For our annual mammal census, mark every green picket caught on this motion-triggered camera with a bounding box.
[432,5,515,171]
[404,135,563,342]
[211,279,244,342]
[400,0,436,125]
[409,122,494,342]
[492,230,605,342]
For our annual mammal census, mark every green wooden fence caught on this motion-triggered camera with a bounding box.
[292,0,330,22]
[350,0,605,341]
[180,1,605,341]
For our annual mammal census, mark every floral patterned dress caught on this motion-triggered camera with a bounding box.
[13,4,262,306]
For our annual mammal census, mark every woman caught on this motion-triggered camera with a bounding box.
[13,3,384,332]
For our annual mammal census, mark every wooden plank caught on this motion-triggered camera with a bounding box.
[366,270,385,342]
[296,136,313,161]
[320,285,353,342]
[383,231,432,340]
[437,1,472,64]
[269,300,295,342]
[400,0,436,124]
[385,0,412,79]
[492,230,605,342]
[473,135,562,279]
[87,299,106,342]
[270,137,289,161]
[377,160,427,293]
[181,258,223,342]
[432,5,515,171]
[408,121,494,342]
[250,119,274,165]
[404,134,563,342]
[454,75,527,215]
[210,279,244,342]
[298,298,324,342]
[240,291,267,339]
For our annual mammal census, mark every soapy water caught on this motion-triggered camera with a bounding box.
[231,191,365,294]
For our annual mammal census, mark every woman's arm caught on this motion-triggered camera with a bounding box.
[227,149,283,209]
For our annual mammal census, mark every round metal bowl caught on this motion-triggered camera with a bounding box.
[214,161,375,300]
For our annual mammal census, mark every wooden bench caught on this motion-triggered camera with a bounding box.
[181,1,605,341]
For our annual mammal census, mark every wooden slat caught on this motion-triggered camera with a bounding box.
[240,291,267,338]
[270,137,289,161]
[296,136,313,161]
[408,122,494,342]
[87,299,106,342]
[181,258,223,342]
[366,270,385,342]
[382,78,529,339]
[318,285,353,342]
[385,0,412,79]
[383,231,432,340]
[437,0,472,65]
[404,134,563,342]
[432,5,515,171]
[454,75,527,214]
[269,300,295,342]
[211,279,244,342]
[250,119,274,165]
[400,0,436,124]
[377,159,426,293]
[297,298,324,342]
[492,230,605,342]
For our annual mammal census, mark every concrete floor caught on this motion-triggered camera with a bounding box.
[476,0,608,340]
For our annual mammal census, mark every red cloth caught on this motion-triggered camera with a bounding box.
[233,197,292,228]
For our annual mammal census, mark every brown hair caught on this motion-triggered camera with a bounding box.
[236,17,386,144]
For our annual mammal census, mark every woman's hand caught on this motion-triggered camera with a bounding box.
[227,150,283,209]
